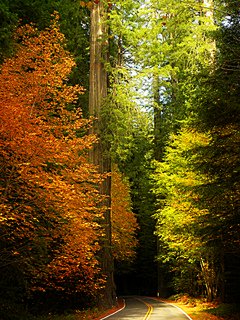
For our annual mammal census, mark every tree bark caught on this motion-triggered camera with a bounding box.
[89,1,115,307]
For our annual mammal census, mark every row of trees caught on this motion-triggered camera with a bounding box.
[0,12,139,318]
[96,0,240,302]
[100,0,240,302]
[144,0,240,302]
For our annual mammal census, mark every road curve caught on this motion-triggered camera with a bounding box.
[100,296,192,320]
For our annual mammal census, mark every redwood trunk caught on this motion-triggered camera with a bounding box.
[89,1,115,307]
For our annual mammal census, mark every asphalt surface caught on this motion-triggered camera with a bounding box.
[101,296,192,320]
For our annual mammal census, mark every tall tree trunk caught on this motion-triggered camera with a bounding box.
[153,74,163,161]
[153,73,168,298]
[89,1,115,307]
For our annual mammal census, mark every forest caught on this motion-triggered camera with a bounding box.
[0,0,239,319]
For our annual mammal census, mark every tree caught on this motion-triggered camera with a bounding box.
[88,0,115,307]
[0,0,17,62]
[153,128,217,299]
[0,17,105,316]
[152,0,240,302]
[132,0,215,151]
[106,0,158,296]
[143,0,219,300]
[0,0,91,114]
[192,0,240,301]
[111,165,138,262]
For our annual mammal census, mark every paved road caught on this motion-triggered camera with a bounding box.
[101,296,192,320]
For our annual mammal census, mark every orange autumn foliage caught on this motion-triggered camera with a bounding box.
[0,15,105,296]
[111,165,138,261]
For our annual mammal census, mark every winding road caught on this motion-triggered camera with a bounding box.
[101,296,192,320]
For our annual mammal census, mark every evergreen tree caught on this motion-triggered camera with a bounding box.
[152,0,240,302]
[193,0,240,301]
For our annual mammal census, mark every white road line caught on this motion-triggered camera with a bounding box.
[99,299,126,320]
[149,297,193,320]
[169,303,193,320]
[160,300,193,320]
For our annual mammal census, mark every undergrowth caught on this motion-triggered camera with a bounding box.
[167,294,240,320]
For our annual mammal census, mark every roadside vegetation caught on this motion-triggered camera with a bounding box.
[167,295,240,320]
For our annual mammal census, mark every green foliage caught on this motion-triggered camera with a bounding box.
[206,303,240,317]
[152,0,240,302]
[56,1,90,114]
[132,0,217,154]
[153,129,210,269]
[104,0,158,293]
[0,1,18,61]
[191,4,240,301]
[102,74,157,294]
[153,128,228,299]
[153,128,210,250]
